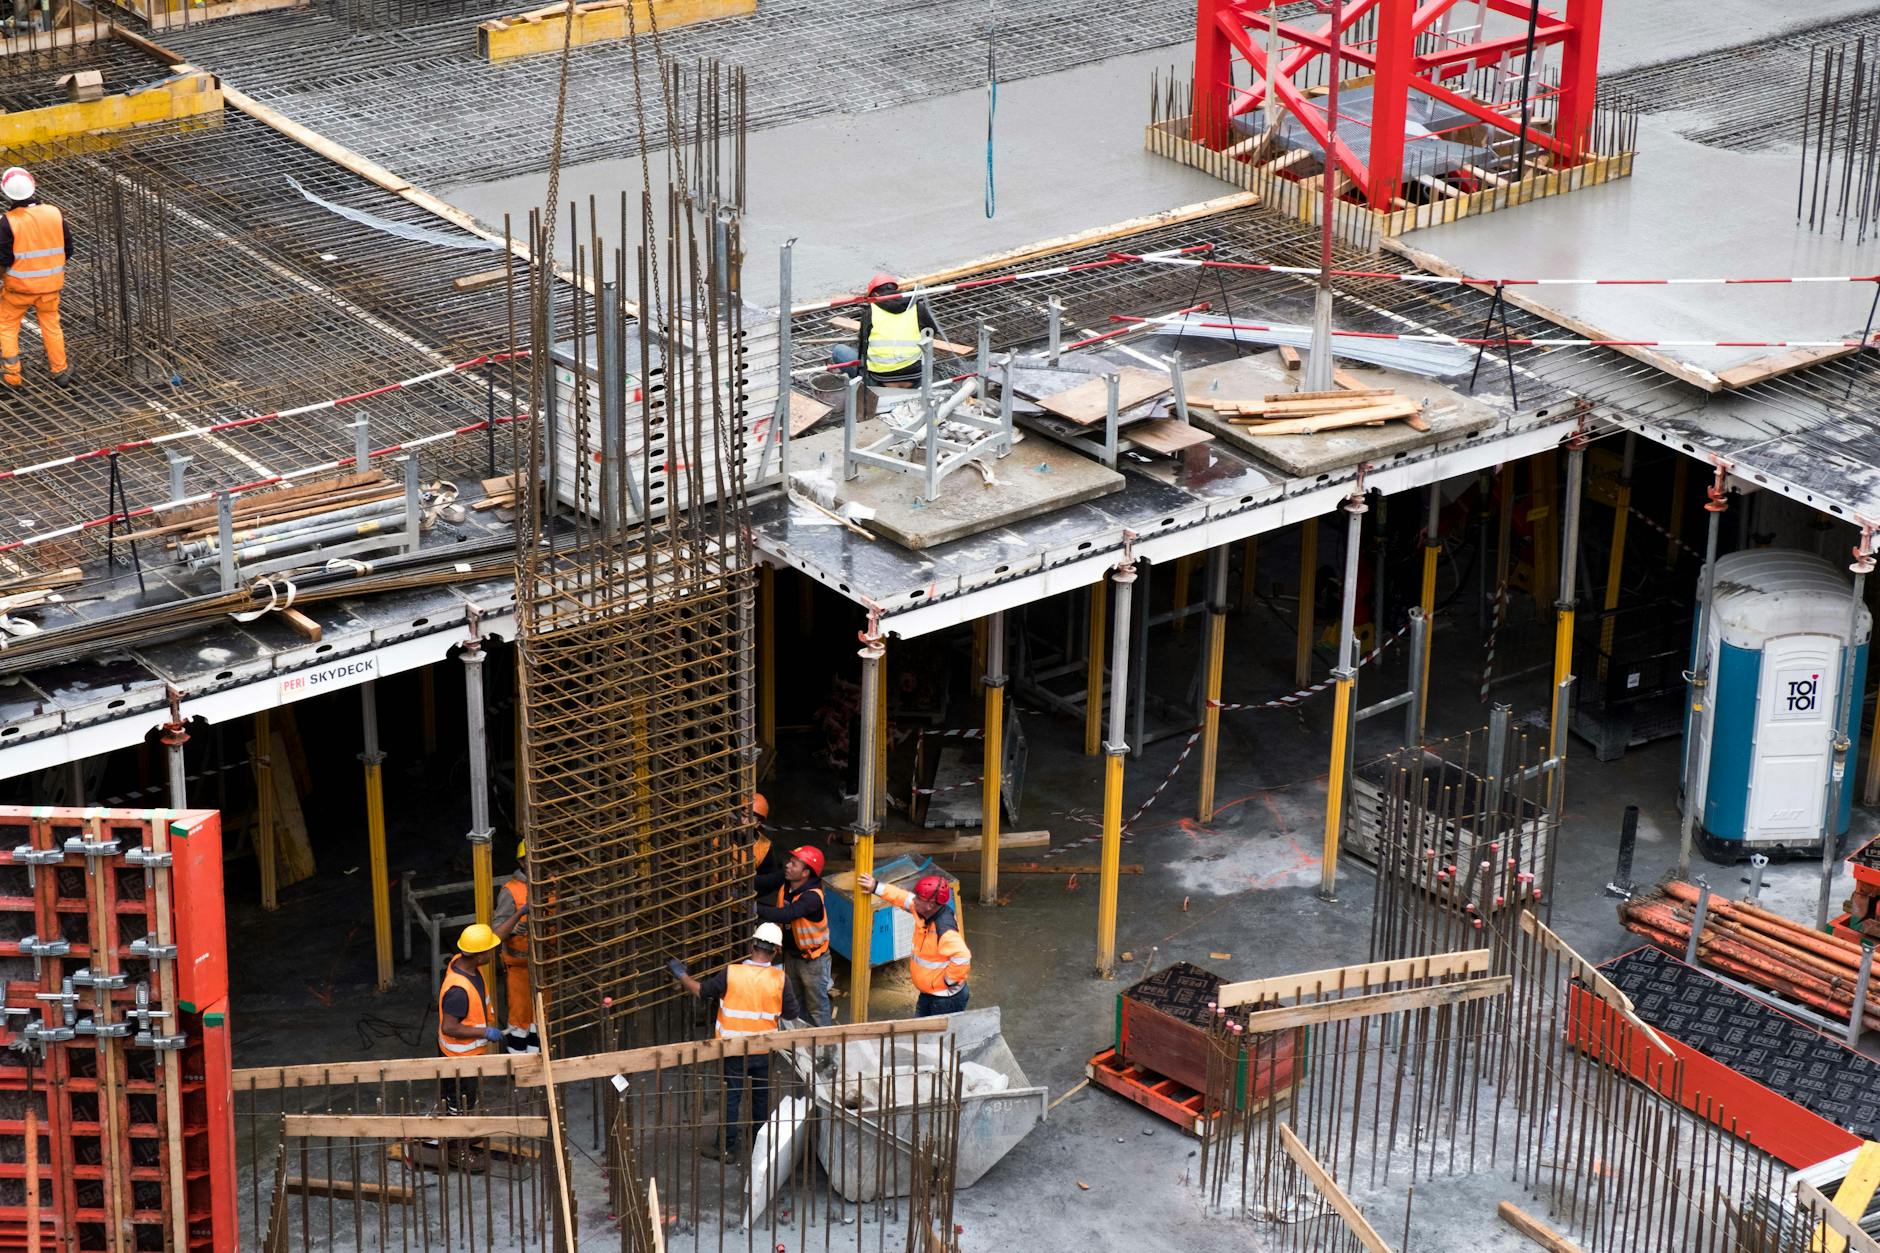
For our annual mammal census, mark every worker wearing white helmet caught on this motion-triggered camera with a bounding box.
[669,921,802,1164]
[0,166,72,388]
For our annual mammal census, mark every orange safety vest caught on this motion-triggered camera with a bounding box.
[777,883,829,959]
[4,205,63,295]
[500,876,529,965]
[714,961,784,1039]
[437,961,494,1057]
[877,883,971,996]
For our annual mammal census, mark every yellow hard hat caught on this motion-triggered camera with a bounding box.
[516,840,527,861]
[457,923,501,955]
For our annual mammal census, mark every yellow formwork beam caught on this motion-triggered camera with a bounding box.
[478,0,755,62]
[1295,518,1318,689]
[0,70,222,147]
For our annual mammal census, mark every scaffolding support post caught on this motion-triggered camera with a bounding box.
[1550,438,1586,814]
[1097,549,1137,977]
[1678,473,1728,879]
[360,679,393,992]
[1820,533,1872,929]
[1198,545,1230,823]
[1320,494,1367,902]
[1296,517,1318,688]
[1598,434,1636,682]
[463,624,494,927]
[981,612,1007,904]
[160,688,188,812]
[254,709,277,911]
[1417,480,1440,741]
[851,619,885,1021]
[1085,579,1106,756]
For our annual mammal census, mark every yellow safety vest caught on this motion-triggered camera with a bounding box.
[865,302,922,374]
[4,205,63,295]
[715,961,785,1039]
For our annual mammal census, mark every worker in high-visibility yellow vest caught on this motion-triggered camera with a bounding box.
[437,923,503,1111]
[669,922,802,1165]
[491,840,537,1054]
[854,273,943,387]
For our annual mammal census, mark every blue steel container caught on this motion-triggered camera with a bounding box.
[1683,550,1871,862]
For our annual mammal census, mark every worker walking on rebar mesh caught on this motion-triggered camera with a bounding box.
[0,167,71,388]
[669,922,801,1165]
[856,872,972,1016]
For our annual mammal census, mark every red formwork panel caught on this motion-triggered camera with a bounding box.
[0,807,233,1253]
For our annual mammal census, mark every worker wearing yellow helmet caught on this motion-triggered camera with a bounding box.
[491,840,537,1053]
[437,922,503,1111]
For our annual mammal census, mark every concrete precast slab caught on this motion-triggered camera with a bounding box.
[1403,117,1880,384]
[439,44,1226,306]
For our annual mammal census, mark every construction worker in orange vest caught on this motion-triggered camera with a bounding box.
[753,844,831,1026]
[856,872,971,1016]
[491,840,538,1054]
[669,922,802,1164]
[0,167,71,388]
[437,923,504,1111]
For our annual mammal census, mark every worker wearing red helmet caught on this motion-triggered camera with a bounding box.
[854,272,945,388]
[856,871,972,1016]
[752,843,832,1025]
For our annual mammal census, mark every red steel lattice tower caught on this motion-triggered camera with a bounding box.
[1192,0,1605,208]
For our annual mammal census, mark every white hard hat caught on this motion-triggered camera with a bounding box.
[753,922,784,948]
[1,167,34,203]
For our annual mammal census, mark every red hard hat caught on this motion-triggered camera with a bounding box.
[751,792,769,820]
[913,875,951,907]
[789,845,825,876]
[866,272,900,296]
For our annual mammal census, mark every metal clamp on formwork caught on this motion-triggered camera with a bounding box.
[17,936,70,980]
[128,937,178,962]
[62,832,120,859]
[11,845,62,888]
[74,1017,133,1040]
[124,845,173,869]
[72,966,129,991]
[126,984,183,1051]
[842,327,1016,501]
[21,999,75,1046]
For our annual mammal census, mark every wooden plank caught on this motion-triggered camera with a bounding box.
[1716,342,1862,390]
[1218,950,1491,1008]
[537,992,577,1253]
[278,609,322,643]
[825,315,972,355]
[945,861,1142,875]
[1240,976,1510,1031]
[1518,912,1671,1053]
[1801,1177,1880,1253]
[1382,236,1726,394]
[284,1176,415,1203]
[269,731,316,887]
[1498,1201,1585,1253]
[452,266,511,292]
[1332,369,1374,392]
[284,1114,548,1139]
[532,1017,951,1087]
[1125,419,1213,455]
[262,1144,291,1253]
[1230,403,1419,436]
[1265,387,1392,403]
[1277,1125,1392,1253]
[1817,1141,1880,1253]
[1037,367,1169,425]
[867,830,1050,860]
[649,1178,666,1253]
[787,389,831,435]
[1278,345,1301,370]
[235,1050,523,1092]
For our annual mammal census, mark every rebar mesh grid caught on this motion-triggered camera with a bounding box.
[515,68,758,1054]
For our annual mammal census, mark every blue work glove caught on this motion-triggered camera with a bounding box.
[668,957,688,979]
[483,1027,503,1042]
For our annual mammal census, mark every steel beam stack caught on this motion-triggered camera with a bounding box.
[0,806,234,1253]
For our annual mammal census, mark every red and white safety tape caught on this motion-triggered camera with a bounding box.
[1109,251,1880,289]
[1124,313,1880,352]
[0,351,528,484]
[0,412,528,555]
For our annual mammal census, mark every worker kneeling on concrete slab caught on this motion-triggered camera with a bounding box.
[670,922,802,1165]
[856,872,972,1016]
[0,167,72,388]
[752,843,833,1026]
[437,923,505,1111]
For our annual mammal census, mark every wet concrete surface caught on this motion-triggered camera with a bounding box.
[439,44,1228,306]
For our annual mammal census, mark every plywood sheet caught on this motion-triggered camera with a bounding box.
[1035,367,1169,425]
[1126,419,1214,455]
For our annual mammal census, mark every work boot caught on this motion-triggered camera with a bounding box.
[698,1136,743,1165]
[50,367,71,387]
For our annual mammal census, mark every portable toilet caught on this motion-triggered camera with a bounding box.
[1685,550,1871,862]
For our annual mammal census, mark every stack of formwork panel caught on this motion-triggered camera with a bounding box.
[0,807,234,1253]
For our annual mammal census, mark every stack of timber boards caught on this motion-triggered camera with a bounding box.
[1186,386,1431,435]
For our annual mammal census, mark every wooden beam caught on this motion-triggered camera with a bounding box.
[279,609,323,643]
[865,830,1050,860]
[1816,1141,1880,1253]
[1217,950,1492,1008]
[452,266,512,292]
[283,1114,548,1139]
[1278,1124,1392,1253]
[1240,976,1510,1031]
[1715,342,1862,391]
[1498,1201,1586,1253]
[284,1176,415,1203]
[529,1017,951,1087]
[1383,236,1725,394]
[537,992,577,1253]
[235,1051,521,1092]
[1519,911,1671,1054]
